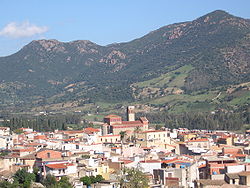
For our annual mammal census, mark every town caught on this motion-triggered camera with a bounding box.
[0,106,249,188]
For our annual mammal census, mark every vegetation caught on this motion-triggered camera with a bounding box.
[0,10,249,112]
[42,175,73,188]
[119,131,127,142]
[0,170,73,188]
[80,175,104,186]
[120,168,149,188]
[13,169,36,188]
[142,104,250,131]
[1,114,84,132]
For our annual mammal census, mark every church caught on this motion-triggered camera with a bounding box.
[102,106,149,136]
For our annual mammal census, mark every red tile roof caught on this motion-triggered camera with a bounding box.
[188,138,209,142]
[116,121,142,125]
[161,158,178,164]
[62,138,77,142]
[99,135,120,138]
[112,124,144,128]
[234,154,247,158]
[46,163,74,169]
[84,127,100,134]
[119,160,134,164]
[34,135,47,140]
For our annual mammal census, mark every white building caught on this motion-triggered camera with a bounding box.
[0,127,10,136]
[45,162,77,178]
[0,135,13,149]
[139,160,162,175]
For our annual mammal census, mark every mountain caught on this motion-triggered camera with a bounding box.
[0,10,250,113]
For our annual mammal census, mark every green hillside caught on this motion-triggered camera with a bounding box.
[0,10,249,114]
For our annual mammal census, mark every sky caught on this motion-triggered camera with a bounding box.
[0,0,250,56]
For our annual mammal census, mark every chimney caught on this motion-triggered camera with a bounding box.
[127,106,135,121]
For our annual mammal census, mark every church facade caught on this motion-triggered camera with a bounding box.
[102,106,148,136]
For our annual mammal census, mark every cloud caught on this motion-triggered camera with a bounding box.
[0,21,48,38]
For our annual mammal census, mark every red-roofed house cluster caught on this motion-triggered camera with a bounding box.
[0,106,250,187]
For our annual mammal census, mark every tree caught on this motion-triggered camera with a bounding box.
[155,124,163,130]
[42,174,57,188]
[119,131,127,155]
[0,181,14,188]
[33,167,41,183]
[13,169,35,188]
[42,175,72,188]
[58,176,73,188]
[119,131,127,142]
[121,168,149,188]
[80,175,104,187]
[95,175,104,183]
[133,126,142,144]
[13,129,24,135]
[80,176,91,187]
[89,176,97,184]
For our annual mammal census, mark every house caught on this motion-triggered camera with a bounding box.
[139,160,161,175]
[92,180,120,188]
[0,127,10,136]
[35,149,63,174]
[186,138,210,153]
[204,157,236,177]
[97,135,120,144]
[36,149,62,159]
[11,147,36,157]
[137,130,171,149]
[225,173,240,185]
[153,168,188,187]
[0,135,13,149]
[239,171,250,186]
[194,179,226,188]
[83,127,101,144]
[44,162,77,179]
[20,153,36,173]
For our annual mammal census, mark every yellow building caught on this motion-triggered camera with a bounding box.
[97,162,110,180]
[137,130,171,149]
[97,135,121,144]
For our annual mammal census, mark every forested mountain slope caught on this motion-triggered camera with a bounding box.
[0,10,249,113]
